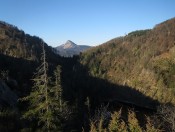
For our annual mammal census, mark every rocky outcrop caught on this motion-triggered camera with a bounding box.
[55,40,91,57]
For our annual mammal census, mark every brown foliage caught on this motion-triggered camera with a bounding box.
[80,18,175,104]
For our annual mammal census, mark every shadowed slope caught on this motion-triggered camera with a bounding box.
[80,17,175,105]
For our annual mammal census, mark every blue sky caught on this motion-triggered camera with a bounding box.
[0,0,175,46]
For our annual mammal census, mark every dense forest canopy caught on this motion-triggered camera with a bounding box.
[81,17,175,105]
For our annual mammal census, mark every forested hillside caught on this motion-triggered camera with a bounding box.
[80,18,175,105]
[0,21,59,62]
[0,21,63,102]
[0,18,175,131]
[0,21,57,130]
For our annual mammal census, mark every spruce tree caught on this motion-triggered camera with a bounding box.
[53,65,63,112]
[21,43,60,131]
[52,65,70,124]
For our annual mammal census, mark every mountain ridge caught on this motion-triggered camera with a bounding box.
[0,18,175,131]
[55,40,91,57]
[0,20,61,63]
[80,17,175,105]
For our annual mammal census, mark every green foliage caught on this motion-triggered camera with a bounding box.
[128,110,142,132]
[1,18,175,132]
[80,18,175,105]
[89,105,109,132]
[108,109,127,132]
[53,65,62,109]
[20,45,62,131]
[0,21,60,63]
[153,58,175,89]
[128,29,151,37]
[90,108,162,132]
[90,118,107,132]
[90,121,97,132]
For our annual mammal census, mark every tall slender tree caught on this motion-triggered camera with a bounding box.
[53,65,63,112]
[21,42,60,131]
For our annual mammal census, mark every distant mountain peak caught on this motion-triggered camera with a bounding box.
[55,40,91,57]
[63,40,77,49]
[66,40,75,44]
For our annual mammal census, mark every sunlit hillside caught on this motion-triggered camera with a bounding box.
[80,18,175,105]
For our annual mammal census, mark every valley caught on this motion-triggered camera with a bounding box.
[0,18,175,131]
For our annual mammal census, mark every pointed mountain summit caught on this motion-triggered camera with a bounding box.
[62,40,77,49]
[55,40,91,57]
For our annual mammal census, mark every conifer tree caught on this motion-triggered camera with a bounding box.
[53,65,71,123]
[53,65,63,112]
[21,43,60,131]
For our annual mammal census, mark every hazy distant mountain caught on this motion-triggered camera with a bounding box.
[55,40,91,57]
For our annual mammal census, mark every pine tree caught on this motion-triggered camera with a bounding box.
[52,65,70,124]
[53,65,63,113]
[21,43,60,131]
[108,109,127,132]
